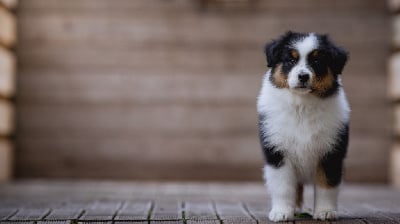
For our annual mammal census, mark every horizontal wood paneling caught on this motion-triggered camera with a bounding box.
[17,135,261,166]
[17,73,261,104]
[16,0,391,181]
[16,47,386,72]
[17,104,257,137]
[16,136,263,181]
[15,63,384,100]
[0,47,15,97]
[17,11,387,47]
[15,102,391,140]
[0,5,15,47]
[16,68,387,105]
[346,134,391,183]
[15,134,388,182]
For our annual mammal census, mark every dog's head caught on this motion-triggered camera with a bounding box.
[264,31,348,98]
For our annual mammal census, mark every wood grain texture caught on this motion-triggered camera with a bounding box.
[214,200,254,222]
[114,200,152,221]
[8,208,50,221]
[0,182,400,223]
[16,0,391,181]
[150,200,182,220]
[148,221,184,224]
[45,208,83,220]
[17,72,260,104]
[37,222,71,224]
[187,220,220,224]
[243,201,270,223]
[185,201,219,220]
[16,135,261,165]
[79,200,122,221]
[0,209,17,220]
[2,222,35,224]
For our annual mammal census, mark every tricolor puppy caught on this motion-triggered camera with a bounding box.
[257,31,350,222]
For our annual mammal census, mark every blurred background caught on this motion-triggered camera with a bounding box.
[0,0,394,183]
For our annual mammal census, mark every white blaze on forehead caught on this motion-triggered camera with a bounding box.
[286,33,318,91]
[293,33,318,57]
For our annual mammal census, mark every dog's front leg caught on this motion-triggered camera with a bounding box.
[313,154,344,220]
[313,185,338,220]
[264,162,297,222]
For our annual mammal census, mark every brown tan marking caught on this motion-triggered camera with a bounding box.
[270,64,289,88]
[296,183,304,208]
[311,50,319,57]
[291,50,299,59]
[310,68,335,97]
[316,164,333,189]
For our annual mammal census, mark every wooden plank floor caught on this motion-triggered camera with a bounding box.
[0,181,400,223]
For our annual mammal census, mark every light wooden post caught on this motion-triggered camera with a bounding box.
[0,0,16,181]
[389,0,400,187]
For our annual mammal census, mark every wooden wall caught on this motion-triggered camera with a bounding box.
[16,0,391,182]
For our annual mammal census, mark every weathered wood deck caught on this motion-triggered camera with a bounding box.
[0,181,400,223]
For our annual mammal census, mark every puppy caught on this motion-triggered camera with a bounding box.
[257,31,350,222]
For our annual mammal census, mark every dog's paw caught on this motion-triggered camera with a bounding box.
[313,210,337,220]
[269,208,294,222]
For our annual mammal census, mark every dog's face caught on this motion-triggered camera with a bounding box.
[265,31,348,98]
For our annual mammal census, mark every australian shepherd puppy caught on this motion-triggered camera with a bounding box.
[257,31,350,222]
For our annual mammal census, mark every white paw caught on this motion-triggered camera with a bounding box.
[313,210,337,220]
[269,208,294,222]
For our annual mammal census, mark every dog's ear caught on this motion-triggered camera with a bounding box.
[322,35,349,75]
[264,40,280,68]
[330,46,348,75]
[264,31,293,68]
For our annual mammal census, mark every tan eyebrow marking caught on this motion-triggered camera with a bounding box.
[312,50,319,57]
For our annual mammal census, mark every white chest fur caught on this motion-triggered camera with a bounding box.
[257,71,350,180]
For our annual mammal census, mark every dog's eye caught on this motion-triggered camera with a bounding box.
[289,59,296,64]
[313,59,319,64]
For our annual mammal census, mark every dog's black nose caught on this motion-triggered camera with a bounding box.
[298,73,310,83]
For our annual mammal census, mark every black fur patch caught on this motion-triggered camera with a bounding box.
[264,31,307,69]
[307,50,329,77]
[319,123,349,187]
[258,114,284,168]
[318,35,348,76]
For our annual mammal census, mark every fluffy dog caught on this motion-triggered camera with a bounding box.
[257,31,350,222]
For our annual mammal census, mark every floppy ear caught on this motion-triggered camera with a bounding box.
[329,46,348,75]
[264,40,279,68]
[321,35,349,75]
[264,31,293,68]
